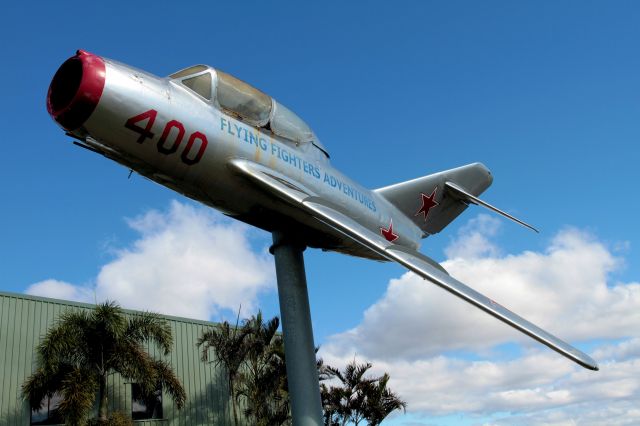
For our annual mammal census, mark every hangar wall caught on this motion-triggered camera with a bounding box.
[0,291,242,425]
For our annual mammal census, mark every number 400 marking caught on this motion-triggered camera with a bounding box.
[124,109,208,166]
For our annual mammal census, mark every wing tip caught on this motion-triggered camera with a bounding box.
[569,349,599,371]
[582,357,600,371]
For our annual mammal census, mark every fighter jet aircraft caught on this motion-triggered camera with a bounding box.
[47,50,598,371]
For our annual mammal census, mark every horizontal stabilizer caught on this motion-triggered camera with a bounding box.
[445,181,539,233]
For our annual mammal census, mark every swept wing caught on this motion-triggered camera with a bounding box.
[230,158,598,371]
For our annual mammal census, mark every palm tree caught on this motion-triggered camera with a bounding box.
[321,360,405,426]
[326,361,375,426]
[320,383,346,426]
[23,301,186,425]
[197,315,249,426]
[318,356,344,426]
[362,373,406,425]
[237,312,290,426]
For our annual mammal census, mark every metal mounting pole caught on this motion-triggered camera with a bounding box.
[270,231,323,426]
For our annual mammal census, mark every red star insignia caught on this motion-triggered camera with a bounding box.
[380,219,399,242]
[415,187,439,221]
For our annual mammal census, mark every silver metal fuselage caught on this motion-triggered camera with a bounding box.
[75,58,422,258]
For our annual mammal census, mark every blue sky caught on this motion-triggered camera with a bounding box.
[1,1,639,424]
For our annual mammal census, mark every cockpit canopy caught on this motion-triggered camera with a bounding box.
[169,65,328,157]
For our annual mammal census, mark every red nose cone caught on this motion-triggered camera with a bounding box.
[47,50,106,130]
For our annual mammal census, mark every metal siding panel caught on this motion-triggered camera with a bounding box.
[20,299,37,423]
[167,321,174,425]
[0,296,9,422]
[204,327,212,425]
[16,299,28,423]
[187,320,197,425]
[38,300,48,344]
[108,373,115,414]
[180,321,189,425]
[1,296,8,423]
[3,296,12,423]
[165,321,173,425]
[169,319,179,425]
[206,326,219,425]
[124,375,131,419]
[194,323,201,408]
[203,325,212,424]
[175,320,183,424]
[34,299,50,424]
[197,323,208,424]
[36,300,48,416]
[148,330,158,421]
[8,297,20,425]
[195,323,205,425]
[165,320,176,425]
[185,321,194,425]
[108,374,113,414]
[0,296,31,425]
[190,322,199,425]
[120,373,127,415]
[25,298,38,426]
[170,320,179,425]
[1,296,12,423]
[116,375,121,414]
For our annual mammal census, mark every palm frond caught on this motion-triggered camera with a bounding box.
[197,321,249,376]
[38,310,91,368]
[112,342,156,385]
[151,359,186,409]
[93,301,127,339]
[57,367,97,426]
[126,312,173,355]
[22,367,57,409]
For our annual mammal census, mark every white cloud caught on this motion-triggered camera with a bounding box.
[594,338,640,362]
[26,279,93,302]
[444,214,502,260]
[325,226,637,359]
[26,200,274,320]
[321,216,640,423]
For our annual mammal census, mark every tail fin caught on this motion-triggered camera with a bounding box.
[374,163,493,236]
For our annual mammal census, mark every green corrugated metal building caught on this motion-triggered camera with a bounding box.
[0,291,244,425]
